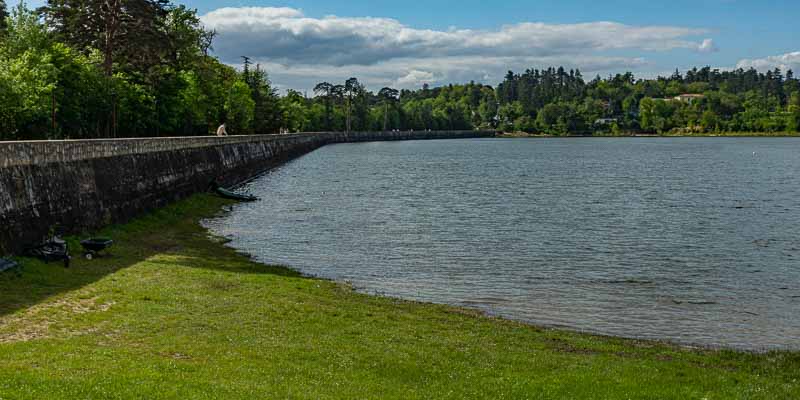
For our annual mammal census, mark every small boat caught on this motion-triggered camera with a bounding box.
[215,187,259,202]
[80,238,114,260]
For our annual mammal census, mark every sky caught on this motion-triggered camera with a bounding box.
[9,0,800,92]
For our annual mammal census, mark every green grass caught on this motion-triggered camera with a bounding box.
[1,195,798,399]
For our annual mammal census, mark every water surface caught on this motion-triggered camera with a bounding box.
[205,138,800,350]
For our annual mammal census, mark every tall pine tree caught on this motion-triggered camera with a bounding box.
[42,0,171,76]
[0,0,8,33]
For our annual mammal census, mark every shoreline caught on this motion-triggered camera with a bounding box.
[207,199,800,354]
[213,217,787,354]
[1,194,798,397]
[497,132,800,138]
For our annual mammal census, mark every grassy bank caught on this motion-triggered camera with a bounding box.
[1,195,798,399]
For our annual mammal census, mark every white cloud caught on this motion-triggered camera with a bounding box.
[396,70,437,87]
[203,7,304,22]
[697,38,718,53]
[199,7,713,90]
[736,51,800,72]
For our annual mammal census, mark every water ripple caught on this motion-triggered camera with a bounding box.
[205,138,800,351]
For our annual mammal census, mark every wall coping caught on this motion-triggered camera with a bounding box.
[0,133,323,168]
[0,131,494,168]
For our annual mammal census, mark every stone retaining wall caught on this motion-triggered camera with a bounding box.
[0,130,495,254]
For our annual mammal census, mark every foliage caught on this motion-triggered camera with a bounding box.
[0,0,7,33]
[1,0,798,139]
[42,0,171,76]
[494,66,800,135]
[0,1,272,140]
[276,66,798,136]
[224,79,255,134]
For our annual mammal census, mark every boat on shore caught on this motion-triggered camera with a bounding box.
[215,186,259,202]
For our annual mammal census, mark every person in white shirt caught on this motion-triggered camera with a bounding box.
[216,123,228,136]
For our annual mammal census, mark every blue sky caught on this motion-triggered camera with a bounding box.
[9,0,800,91]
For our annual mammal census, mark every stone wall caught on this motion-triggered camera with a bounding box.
[0,130,495,254]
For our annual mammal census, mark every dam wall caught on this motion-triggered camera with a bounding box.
[0,130,495,254]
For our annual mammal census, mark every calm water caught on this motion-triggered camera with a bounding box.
[204,138,800,350]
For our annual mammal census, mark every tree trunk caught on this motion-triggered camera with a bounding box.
[383,103,388,131]
[103,37,113,76]
[103,1,120,138]
[346,97,352,133]
[325,98,332,131]
[103,3,118,77]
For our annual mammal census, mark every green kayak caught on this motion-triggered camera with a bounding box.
[215,187,259,202]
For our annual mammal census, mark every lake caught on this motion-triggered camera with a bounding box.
[204,137,800,350]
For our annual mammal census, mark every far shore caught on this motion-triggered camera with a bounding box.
[497,131,800,138]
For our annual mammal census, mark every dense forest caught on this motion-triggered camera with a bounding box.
[0,0,282,140]
[1,1,799,140]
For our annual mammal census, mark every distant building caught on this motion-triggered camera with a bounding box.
[594,118,618,125]
[674,94,705,103]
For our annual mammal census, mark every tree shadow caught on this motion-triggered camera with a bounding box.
[0,195,302,318]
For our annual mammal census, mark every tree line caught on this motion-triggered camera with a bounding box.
[276,67,800,136]
[495,67,800,135]
[0,0,282,140]
[1,0,798,140]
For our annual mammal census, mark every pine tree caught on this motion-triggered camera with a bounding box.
[42,0,171,76]
[248,64,282,134]
[314,82,335,131]
[344,78,362,133]
[378,87,399,131]
[0,0,8,33]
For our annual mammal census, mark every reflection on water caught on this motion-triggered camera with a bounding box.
[204,138,800,350]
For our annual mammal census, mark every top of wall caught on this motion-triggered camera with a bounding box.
[0,134,320,168]
[0,130,496,168]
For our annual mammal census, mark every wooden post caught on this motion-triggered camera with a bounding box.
[112,94,117,139]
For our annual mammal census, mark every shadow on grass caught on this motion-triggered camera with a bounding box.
[0,194,300,318]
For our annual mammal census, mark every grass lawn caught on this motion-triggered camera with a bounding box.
[0,194,798,399]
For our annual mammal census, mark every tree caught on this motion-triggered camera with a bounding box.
[0,4,59,139]
[331,84,345,129]
[377,87,399,131]
[0,0,8,33]
[42,0,176,137]
[537,103,579,135]
[163,5,209,69]
[43,0,171,76]
[246,64,281,134]
[343,77,362,132]
[700,110,719,132]
[497,102,524,132]
[313,82,334,131]
[281,89,310,133]
[477,96,498,129]
[224,79,254,134]
[640,98,675,133]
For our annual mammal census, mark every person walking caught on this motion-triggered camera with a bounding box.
[216,123,228,137]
